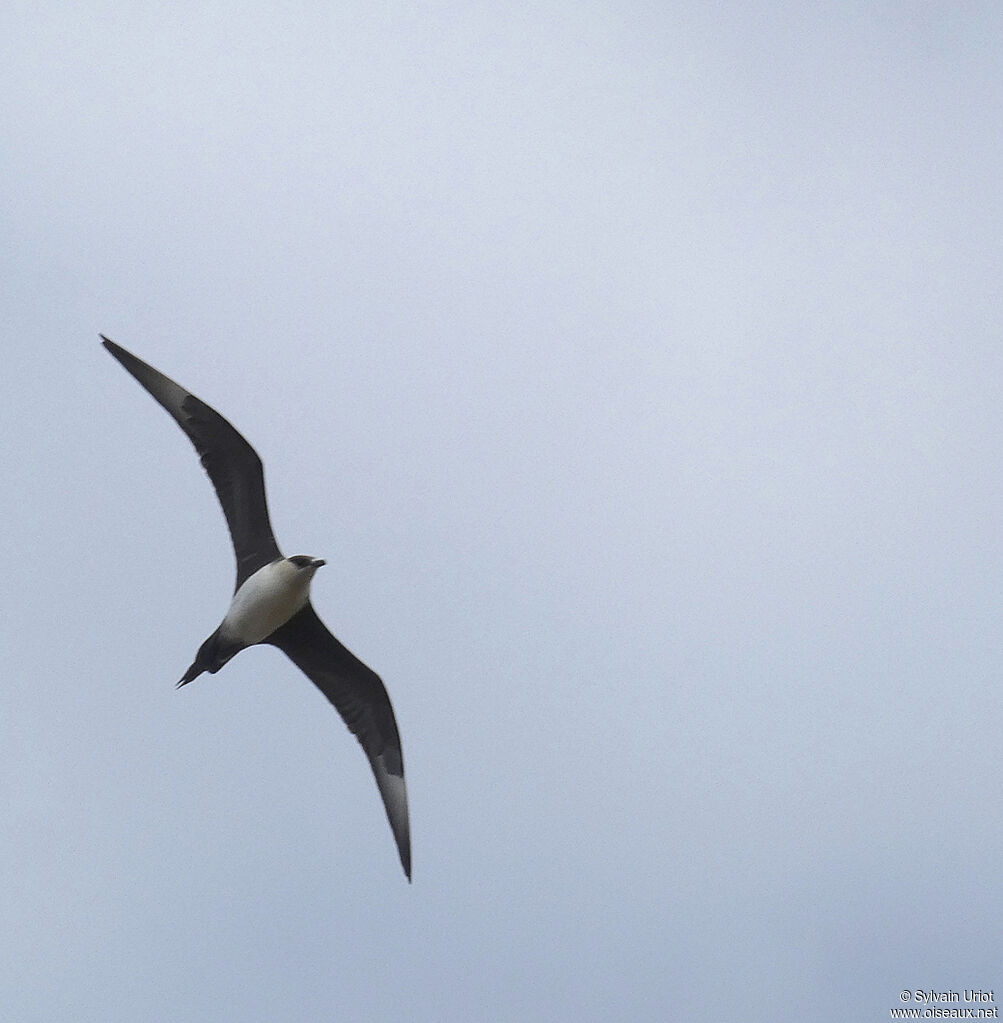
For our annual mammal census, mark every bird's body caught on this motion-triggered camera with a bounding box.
[102,337,411,881]
[177,554,327,686]
[219,556,324,649]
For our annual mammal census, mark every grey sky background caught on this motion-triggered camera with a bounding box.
[2,3,1001,1020]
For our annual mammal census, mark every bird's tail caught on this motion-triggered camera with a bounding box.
[177,660,205,689]
[177,627,241,688]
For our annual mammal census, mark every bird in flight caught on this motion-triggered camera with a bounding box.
[102,337,411,881]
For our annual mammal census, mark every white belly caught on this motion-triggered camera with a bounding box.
[220,560,313,645]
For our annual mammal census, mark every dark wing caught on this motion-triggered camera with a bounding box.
[266,603,411,881]
[102,337,282,589]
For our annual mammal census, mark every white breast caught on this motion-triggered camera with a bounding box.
[220,560,315,645]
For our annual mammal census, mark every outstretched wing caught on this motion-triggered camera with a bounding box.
[102,337,282,589]
[266,602,411,881]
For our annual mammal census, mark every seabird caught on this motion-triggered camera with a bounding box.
[101,337,411,881]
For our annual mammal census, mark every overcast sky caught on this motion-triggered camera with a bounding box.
[2,3,1001,1021]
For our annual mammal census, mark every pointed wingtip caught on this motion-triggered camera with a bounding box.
[100,335,124,360]
[400,836,412,882]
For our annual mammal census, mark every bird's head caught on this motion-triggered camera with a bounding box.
[288,555,326,573]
